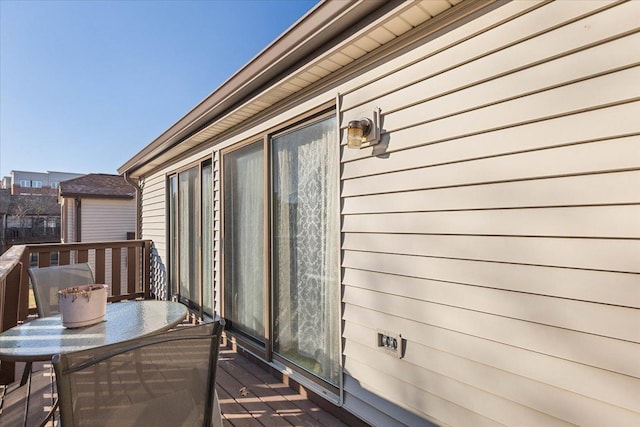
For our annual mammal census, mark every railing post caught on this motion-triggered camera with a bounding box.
[18,249,29,321]
[0,245,28,385]
[0,262,20,384]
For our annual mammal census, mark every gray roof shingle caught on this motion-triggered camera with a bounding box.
[59,174,135,199]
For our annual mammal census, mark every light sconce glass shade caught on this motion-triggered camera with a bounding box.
[346,109,381,149]
[347,118,373,148]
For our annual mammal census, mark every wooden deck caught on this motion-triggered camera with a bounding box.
[0,344,351,427]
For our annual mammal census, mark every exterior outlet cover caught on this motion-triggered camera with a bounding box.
[377,330,404,359]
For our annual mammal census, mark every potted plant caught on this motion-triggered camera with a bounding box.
[58,284,108,328]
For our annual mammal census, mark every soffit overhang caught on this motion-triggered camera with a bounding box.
[119,0,472,178]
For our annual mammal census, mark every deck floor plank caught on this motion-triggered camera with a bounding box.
[225,351,348,427]
[0,346,349,427]
[219,349,330,427]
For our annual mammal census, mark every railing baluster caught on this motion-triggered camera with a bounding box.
[78,249,89,263]
[95,248,106,284]
[112,247,121,298]
[59,250,70,265]
[127,246,136,295]
[144,240,151,300]
[38,252,51,267]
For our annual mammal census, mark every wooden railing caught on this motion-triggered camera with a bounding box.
[0,240,153,384]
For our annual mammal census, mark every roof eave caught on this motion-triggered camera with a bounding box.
[118,0,394,177]
[59,193,135,200]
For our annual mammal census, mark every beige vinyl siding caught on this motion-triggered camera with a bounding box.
[60,197,76,244]
[80,198,136,294]
[340,0,639,425]
[140,173,168,257]
[140,173,169,298]
[80,198,136,241]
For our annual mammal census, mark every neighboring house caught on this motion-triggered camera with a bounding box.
[58,174,136,244]
[2,170,84,196]
[119,1,639,426]
[59,174,136,291]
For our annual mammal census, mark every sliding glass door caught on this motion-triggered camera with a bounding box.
[168,160,213,315]
[223,114,339,386]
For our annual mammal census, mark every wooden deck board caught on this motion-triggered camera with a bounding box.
[0,346,350,427]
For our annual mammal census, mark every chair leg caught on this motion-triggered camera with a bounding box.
[0,384,6,415]
[23,364,32,427]
[19,362,32,387]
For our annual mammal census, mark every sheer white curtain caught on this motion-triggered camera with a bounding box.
[202,163,213,315]
[273,116,340,385]
[224,143,265,339]
[179,167,199,302]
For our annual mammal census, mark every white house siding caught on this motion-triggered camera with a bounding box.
[59,197,76,244]
[140,173,169,297]
[80,198,136,294]
[339,1,639,426]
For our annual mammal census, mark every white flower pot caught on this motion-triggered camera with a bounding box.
[58,284,108,328]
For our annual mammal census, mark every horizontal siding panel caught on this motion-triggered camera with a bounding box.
[344,307,640,414]
[81,200,136,241]
[142,180,165,197]
[382,66,639,134]
[342,205,640,238]
[342,283,640,378]
[339,0,543,100]
[141,225,167,234]
[350,102,640,179]
[343,103,640,179]
[142,172,166,247]
[141,196,165,208]
[141,212,165,222]
[343,250,639,306]
[342,0,615,110]
[344,328,639,426]
[342,136,640,196]
[343,171,640,213]
[142,198,164,209]
[342,271,640,342]
[344,357,499,427]
[344,7,640,118]
[342,234,640,277]
[342,379,418,427]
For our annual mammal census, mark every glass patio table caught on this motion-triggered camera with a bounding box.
[0,300,189,426]
[0,300,188,362]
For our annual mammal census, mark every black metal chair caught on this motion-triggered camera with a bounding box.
[50,320,224,427]
[29,263,96,318]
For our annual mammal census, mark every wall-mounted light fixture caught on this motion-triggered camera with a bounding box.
[347,108,381,149]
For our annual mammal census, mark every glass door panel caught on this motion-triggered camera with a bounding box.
[272,116,340,385]
[224,142,265,341]
[178,166,200,303]
[202,162,213,315]
[169,175,178,298]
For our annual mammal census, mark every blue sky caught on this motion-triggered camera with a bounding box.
[0,0,317,177]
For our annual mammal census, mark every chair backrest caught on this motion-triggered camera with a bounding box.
[53,320,225,427]
[28,263,95,317]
